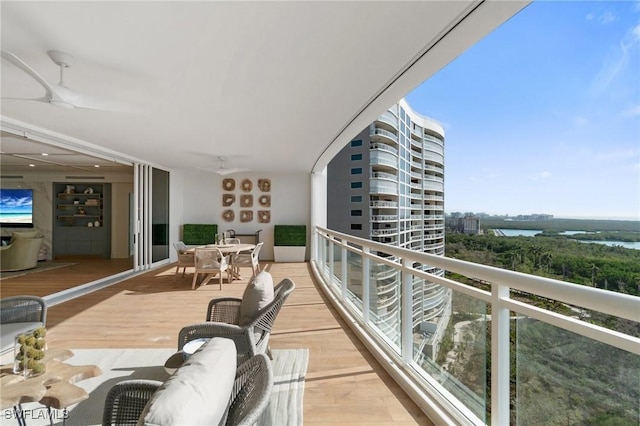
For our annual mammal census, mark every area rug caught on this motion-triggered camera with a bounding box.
[13,347,308,426]
[0,262,76,280]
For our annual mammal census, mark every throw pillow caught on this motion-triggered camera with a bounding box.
[239,271,274,326]
[138,337,237,426]
[10,231,39,243]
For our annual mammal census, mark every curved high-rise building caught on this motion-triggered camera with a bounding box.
[328,98,450,360]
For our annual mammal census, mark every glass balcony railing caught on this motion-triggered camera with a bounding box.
[370,127,399,143]
[312,226,640,426]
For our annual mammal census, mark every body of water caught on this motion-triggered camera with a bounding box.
[496,229,640,250]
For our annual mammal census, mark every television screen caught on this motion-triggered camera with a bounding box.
[0,188,34,228]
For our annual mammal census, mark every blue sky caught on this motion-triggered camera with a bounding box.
[406,1,640,220]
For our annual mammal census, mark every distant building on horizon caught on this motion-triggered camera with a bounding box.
[447,214,481,235]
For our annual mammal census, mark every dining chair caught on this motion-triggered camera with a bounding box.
[192,247,231,290]
[173,241,194,281]
[232,242,263,279]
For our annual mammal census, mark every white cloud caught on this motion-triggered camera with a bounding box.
[598,11,616,25]
[590,23,640,95]
[530,171,552,181]
[621,104,640,117]
[573,115,589,126]
[595,148,640,163]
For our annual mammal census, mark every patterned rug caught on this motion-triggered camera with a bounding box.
[10,347,308,425]
[0,262,76,280]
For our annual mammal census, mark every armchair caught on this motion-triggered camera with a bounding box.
[178,272,295,362]
[173,241,194,281]
[192,247,231,290]
[102,354,273,426]
[0,235,43,272]
[232,241,263,278]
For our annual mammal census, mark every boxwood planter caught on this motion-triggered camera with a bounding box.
[273,225,306,262]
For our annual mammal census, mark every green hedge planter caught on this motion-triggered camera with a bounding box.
[274,225,306,262]
[183,224,218,245]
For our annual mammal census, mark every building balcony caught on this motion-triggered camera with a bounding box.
[370,179,398,195]
[370,127,399,144]
[370,150,398,169]
[370,141,399,156]
[375,113,398,130]
[370,200,398,208]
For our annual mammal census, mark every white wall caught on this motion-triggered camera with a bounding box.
[174,170,310,260]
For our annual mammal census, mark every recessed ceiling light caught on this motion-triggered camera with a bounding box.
[41,153,48,156]
[94,165,100,168]
[29,164,35,167]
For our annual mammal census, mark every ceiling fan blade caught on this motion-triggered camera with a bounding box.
[1,50,58,100]
[196,166,250,175]
[216,168,250,175]
[70,91,147,115]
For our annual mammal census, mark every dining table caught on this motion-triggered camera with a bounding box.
[191,243,256,281]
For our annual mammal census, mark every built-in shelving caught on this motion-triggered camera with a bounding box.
[53,183,111,258]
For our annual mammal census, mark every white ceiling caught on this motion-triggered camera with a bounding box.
[0,1,529,176]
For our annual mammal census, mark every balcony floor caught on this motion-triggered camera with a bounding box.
[0,259,433,425]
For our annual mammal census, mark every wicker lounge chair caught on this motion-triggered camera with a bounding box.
[102,354,273,426]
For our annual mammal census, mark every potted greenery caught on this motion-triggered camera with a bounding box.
[273,225,306,262]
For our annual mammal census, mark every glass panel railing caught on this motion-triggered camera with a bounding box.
[515,318,640,425]
[313,226,639,426]
[346,249,363,312]
[417,288,488,423]
[370,258,402,350]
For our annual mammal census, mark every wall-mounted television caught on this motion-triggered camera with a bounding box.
[0,188,34,228]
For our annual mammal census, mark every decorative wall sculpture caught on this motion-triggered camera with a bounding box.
[258,179,271,192]
[222,179,235,191]
[240,210,253,223]
[258,210,270,224]
[240,195,253,208]
[258,195,271,207]
[222,209,234,222]
[220,177,270,223]
[241,179,252,192]
[222,194,235,206]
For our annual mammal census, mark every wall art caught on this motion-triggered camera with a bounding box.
[240,195,253,208]
[241,179,252,192]
[240,210,253,223]
[258,179,271,192]
[222,209,234,222]
[258,210,270,223]
[222,179,235,191]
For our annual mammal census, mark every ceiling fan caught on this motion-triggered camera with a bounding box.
[198,156,250,176]
[1,50,143,114]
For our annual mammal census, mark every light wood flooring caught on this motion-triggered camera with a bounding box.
[0,259,434,425]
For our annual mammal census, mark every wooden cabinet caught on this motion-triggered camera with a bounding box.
[53,183,111,258]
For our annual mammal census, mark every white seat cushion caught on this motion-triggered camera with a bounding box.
[138,337,237,426]
[239,271,274,326]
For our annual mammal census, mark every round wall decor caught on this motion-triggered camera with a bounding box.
[258,195,271,207]
[222,209,235,222]
[258,210,270,223]
[241,179,253,192]
[222,179,236,191]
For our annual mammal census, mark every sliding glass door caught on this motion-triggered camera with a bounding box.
[133,164,170,270]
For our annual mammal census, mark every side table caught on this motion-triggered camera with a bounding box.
[0,348,101,425]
